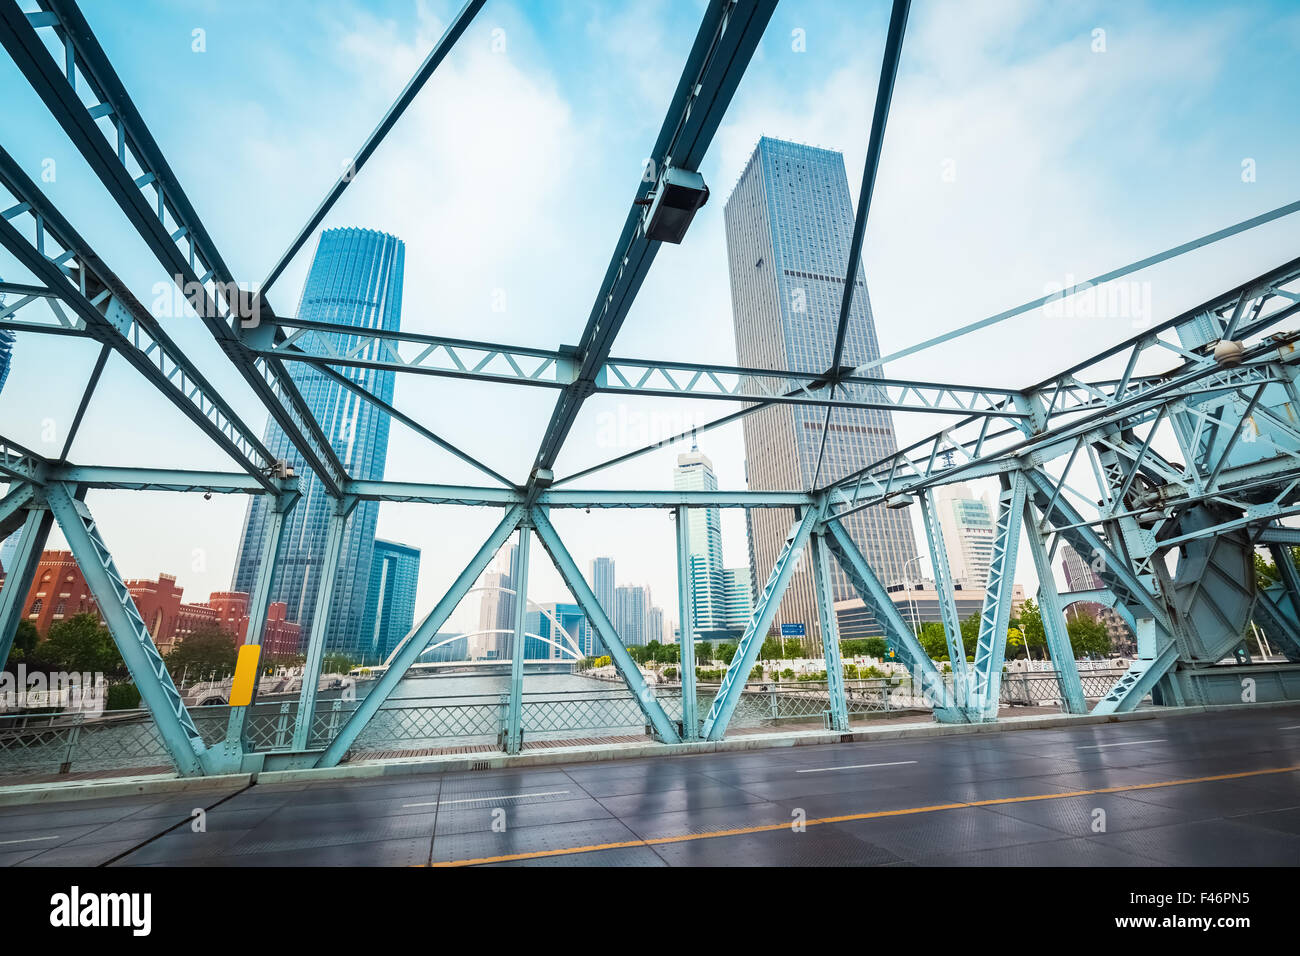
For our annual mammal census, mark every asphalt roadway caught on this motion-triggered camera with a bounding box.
[2,708,1299,866]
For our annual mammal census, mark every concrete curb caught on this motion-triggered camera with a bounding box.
[3,699,1298,805]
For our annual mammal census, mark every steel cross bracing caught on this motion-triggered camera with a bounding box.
[0,0,348,496]
[2,0,1299,775]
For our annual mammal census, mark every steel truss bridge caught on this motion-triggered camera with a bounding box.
[2,0,1300,778]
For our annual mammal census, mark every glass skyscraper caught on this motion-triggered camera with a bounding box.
[724,137,919,649]
[232,227,405,659]
[360,538,421,663]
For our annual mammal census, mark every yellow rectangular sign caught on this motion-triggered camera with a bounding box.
[229,644,262,707]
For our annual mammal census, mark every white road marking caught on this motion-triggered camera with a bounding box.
[1279,725,1300,731]
[1076,738,1165,750]
[797,760,918,774]
[403,789,571,809]
[0,835,60,847]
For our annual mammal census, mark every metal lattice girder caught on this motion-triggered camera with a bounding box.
[259,321,1023,418]
[701,506,821,740]
[504,528,532,755]
[221,491,299,760]
[0,146,279,491]
[317,505,525,767]
[529,0,777,481]
[809,530,849,732]
[1092,635,1180,715]
[42,483,208,775]
[291,499,354,751]
[530,507,681,743]
[822,517,966,722]
[969,473,1028,720]
[0,496,52,664]
[918,487,969,685]
[1023,467,1172,632]
[0,0,349,495]
[825,256,1300,508]
[0,478,39,537]
[1021,498,1087,714]
[675,506,699,740]
[0,435,45,484]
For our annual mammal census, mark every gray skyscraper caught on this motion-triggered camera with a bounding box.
[674,444,751,640]
[231,228,404,658]
[724,137,919,648]
[614,584,648,647]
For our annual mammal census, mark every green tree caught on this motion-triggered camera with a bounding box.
[716,643,737,665]
[782,638,803,659]
[696,641,713,663]
[322,652,357,674]
[760,636,783,660]
[1014,599,1047,659]
[8,620,39,661]
[917,621,949,659]
[166,626,238,681]
[42,614,123,674]
[1067,612,1111,658]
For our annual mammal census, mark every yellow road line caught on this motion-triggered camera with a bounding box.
[427,763,1300,867]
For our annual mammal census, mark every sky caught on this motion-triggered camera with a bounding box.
[2,0,1299,637]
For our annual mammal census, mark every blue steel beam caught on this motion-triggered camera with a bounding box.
[531,507,681,743]
[220,491,299,765]
[823,516,966,722]
[292,499,355,752]
[0,497,52,665]
[1022,498,1087,714]
[918,487,969,687]
[317,506,525,767]
[0,145,279,490]
[702,506,820,740]
[809,530,850,732]
[43,483,209,775]
[969,473,1028,720]
[0,479,39,538]
[259,0,485,297]
[503,527,532,755]
[811,0,911,487]
[529,0,776,483]
[0,0,349,495]
[675,506,699,740]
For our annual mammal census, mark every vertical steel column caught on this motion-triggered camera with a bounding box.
[919,487,969,697]
[503,527,532,754]
[291,498,353,751]
[969,472,1027,720]
[0,502,53,666]
[809,530,849,732]
[44,483,209,776]
[675,506,699,740]
[222,491,298,762]
[1022,499,1087,714]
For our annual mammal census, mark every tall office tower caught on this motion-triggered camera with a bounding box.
[934,483,995,589]
[614,584,648,646]
[722,567,754,631]
[724,137,920,649]
[493,542,522,648]
[587,556,615,655]
[526,602,590,660]
[1059,542,1133,653]
[360,539,420,663]
[232,228,405,659]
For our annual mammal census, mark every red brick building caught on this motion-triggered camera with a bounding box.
[11,551,98,635]
[6,552,303,658]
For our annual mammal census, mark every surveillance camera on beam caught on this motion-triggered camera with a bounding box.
[642,166,710,244]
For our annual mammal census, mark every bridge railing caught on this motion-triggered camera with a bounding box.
[0,667,1132,777]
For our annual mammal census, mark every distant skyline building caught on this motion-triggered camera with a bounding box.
[614,584,649,647]
[724,137,919,649]
[648,606,665,645]
[0,325,13,396]
[525,602,590,660]
[587,556,614,655]
[475,571,509,659]
[673,445,752,641]
[934,483,996,589]
[231,228,405,659]
[360,539,420,663]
